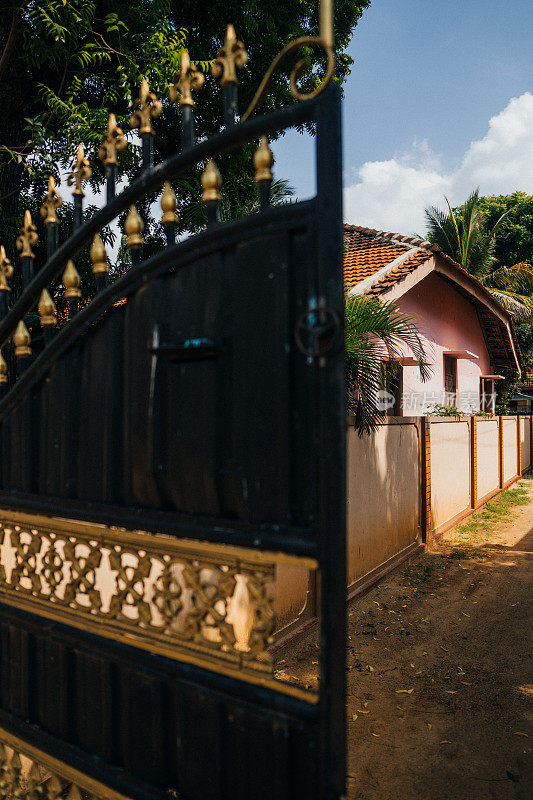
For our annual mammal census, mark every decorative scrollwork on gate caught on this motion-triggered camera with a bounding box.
[0,518,281,678]
[0,729,133,799]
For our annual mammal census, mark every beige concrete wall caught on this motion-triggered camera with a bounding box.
[346,421,420,586]
[503,417,518,483]
[477,419,500,501]
[430,420,470,529]
[520,417,531,473]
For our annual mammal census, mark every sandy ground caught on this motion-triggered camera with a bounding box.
[277,479,533,800]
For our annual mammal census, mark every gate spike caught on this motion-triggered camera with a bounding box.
[212,24,248,127]
[201,159,222,226]
[38,288,57,330]
[90,233,109,292]
[98,113,127,203]
[0,350,8,385]
[16,210,38,286]
[161,182,178,225]
[14,319,31,358]
[90,234,109,276]
[40,176,63,226]
[68,143,92,197]
[125,205,144,263]
[170,51,204,148]
[63,260,81,300]
[0,246,13,320]
[254,136,274,211]
[130,78,162,168]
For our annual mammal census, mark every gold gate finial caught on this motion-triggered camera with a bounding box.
[38,288,57,327]
[67,143,92,197]
[14,319,31,357]
[201,159,222,204]
[90,234,109,276]
[16,210,38,259]
[63,260,82,299]
[125,205,144,249]
[40,176,63,226]
[161,182,178,225]
[254,137,274,184]
[211,24,248,86]
[0,246,13,291]
[169,51,205,107]
[130,78,163,135]
[98,113,127,167]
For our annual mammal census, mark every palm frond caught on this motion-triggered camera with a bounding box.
[345,295,431,435]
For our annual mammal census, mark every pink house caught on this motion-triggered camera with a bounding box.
[344,226,521,415]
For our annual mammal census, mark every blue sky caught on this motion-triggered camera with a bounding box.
[271,0,533,234]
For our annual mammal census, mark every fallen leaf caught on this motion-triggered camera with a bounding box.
[357,709,370,714]
[415,670,423,676]
[460,681,472,686]
[363,701,369,708]
[422,651,428,656]
[426,722,432,731]
[367,665,374,672]
[440,740,452,744]
[446,691,457,694]
[410,664,415,669]
[461,613,470,617]
[440,646,448,652]
[352,714,358,721]
[395,689,414,694]
[514,731,529,737]
[371,733,380,738]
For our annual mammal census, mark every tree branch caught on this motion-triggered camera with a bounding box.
[0,1,30,82]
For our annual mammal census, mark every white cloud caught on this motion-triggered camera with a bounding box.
[343,92,533,236]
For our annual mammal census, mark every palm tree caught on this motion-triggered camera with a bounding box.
[425,189,533,319]
[346,294,431,435]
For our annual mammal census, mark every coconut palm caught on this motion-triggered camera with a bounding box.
[425,189,533,319]
[346,294,431,435]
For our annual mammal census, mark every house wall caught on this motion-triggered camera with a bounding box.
[393,273,493,414]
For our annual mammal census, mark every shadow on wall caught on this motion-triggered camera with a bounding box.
[346,418,422,588]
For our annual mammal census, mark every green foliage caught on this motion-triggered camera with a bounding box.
[428,403,490,418]
[478,192,533,268]
[425,189,533,320]
[345,294,431,435]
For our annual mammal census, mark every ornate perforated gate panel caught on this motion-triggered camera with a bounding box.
[0,9,345,800]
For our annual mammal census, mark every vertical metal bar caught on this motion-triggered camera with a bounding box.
[106,164,117,203]
[21,257,33,288]
[224,84,238,128]
[46,225,58,261]
[0,291,8,320]
[180,105,195,149]
[320,0,334,47]
[142,133,154,169]
[73,195,83,231]
[315,83,345,800]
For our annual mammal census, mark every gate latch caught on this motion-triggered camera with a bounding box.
[295,299,340,361]
[149,337,222,362]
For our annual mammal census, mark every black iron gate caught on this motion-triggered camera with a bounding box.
[0,10,345,800]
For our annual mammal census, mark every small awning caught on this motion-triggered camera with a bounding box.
[480,374,505,380]
[444,349,479,359]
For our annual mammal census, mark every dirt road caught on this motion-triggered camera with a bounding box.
[278,478,533,799]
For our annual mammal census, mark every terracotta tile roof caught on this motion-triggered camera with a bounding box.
[344,225,438,293]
